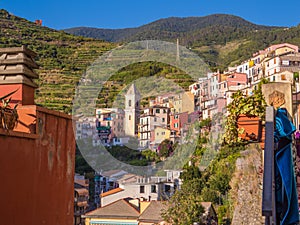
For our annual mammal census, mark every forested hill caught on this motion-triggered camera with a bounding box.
[64,14,277,44]
[64,14,300,70]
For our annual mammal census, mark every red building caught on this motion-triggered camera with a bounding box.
[0,46,75,225]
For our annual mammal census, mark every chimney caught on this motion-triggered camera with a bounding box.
[0,46,38,106]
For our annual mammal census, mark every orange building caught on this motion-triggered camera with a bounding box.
[0,46,75,225]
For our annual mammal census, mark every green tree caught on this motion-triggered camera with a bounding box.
[157,139,173,158]
[163,179,205,225]
[180,164,201,184]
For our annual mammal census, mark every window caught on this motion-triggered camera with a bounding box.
[128,100,132,107]
[129,115,131,120]
[162,118,165,123]
[174,123,179,128]
[156,109,160,113]
[140,185,145,193]
[165,185,171,193]
[273,76,275,82]
[281,74,286,80]
[282,60,289,66]
[154,117,157,122]
[151,185,157,193]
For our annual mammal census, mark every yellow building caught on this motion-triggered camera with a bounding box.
[150,126,171,150]
[170,91,195,114]
[154,127,171,142]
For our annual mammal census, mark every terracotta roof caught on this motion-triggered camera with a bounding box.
[100,187,124,197]
[138,201,166,223]
[75,188,89,196]
[84,199,139,219]
[77,201,88,207]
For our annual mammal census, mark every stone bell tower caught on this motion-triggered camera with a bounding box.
[124,83,140,137]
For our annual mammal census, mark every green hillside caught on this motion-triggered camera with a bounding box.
[0,9,115,113]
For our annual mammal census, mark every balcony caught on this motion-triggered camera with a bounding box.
[227,85,247,91]
[96,126,110,131]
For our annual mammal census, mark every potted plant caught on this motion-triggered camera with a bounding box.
[0,89,19,130]
[224,79,267,146]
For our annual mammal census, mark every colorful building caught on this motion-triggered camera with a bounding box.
[95,108,125,145]
[74,174,90,225]
[139,106,170,149]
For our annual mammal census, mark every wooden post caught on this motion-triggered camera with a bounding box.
[262,106,276,225]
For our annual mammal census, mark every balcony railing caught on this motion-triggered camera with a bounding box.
[97,126,110,131]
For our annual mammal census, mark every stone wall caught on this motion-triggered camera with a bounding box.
[230,144,264,225]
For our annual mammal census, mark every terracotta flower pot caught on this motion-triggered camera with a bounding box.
[237,114,262,142]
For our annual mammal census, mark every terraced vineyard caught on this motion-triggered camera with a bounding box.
[0,9,116,113]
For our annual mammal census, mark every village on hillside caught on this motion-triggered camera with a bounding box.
[76,43,300,147]
[73,42,300,224]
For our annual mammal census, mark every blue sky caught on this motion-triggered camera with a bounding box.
[1,0,300,30]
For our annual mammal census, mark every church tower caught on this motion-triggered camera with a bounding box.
[124,83,140,137]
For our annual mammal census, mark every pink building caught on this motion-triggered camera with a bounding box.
[170,111,189,135]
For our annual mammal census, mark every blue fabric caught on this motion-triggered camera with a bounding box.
[274,108,299,225]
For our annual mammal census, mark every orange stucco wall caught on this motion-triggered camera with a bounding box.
[0,83,35,106]
[0,106,75,225]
